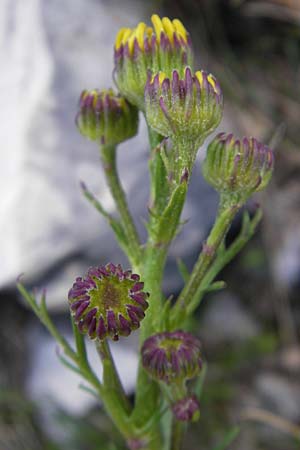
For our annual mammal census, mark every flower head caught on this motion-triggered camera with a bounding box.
[141,330,202,383]
[114,14,194,110]
[172,395,200,422]
[68,263,149,341]
[76,89,138,145]
[202,132,274,201]
[145,67,223,145]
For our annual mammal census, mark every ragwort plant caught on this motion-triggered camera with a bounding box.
[18,14,274,450]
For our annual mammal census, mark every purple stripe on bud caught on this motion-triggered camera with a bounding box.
[97,316,106,340]
[84,307,97,327]
[173,32,181,50]
[106,310,117,336]
[131,281,144,292]
[107,263,117,274]
[162,77,170,95]
[126,304,145,320]
[184,67,193,95]
[88,316,97,336]
[127,307,140,328]
[131,292,149,309]
[75,301,90,320]
[118,314,131,336]
[130,273,140,281]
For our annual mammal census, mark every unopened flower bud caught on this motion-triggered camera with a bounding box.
[172,395,200,422]
[68,263,149,341]
[141,330,202,383]
[76,89,138,145]
[145,67,223,146]
[114,14,194,110]
[202,132,274,202]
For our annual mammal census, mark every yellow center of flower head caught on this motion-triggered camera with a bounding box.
[195,71,218,94]
[115,14,188,55]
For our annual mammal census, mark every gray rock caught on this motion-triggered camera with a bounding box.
[255,372,300,422]
[200,292,261,344]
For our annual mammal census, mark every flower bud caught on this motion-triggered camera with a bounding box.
[141,330,202,383]
[68,263,149,341]
[76,89,138,145]
[202,132,274,201]
[114,14,194,110]
[172,395,200,422]
[145,67,223,146]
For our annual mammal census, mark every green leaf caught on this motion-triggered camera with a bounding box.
[205,280,226,293]
[57,353,82,376]
[149,145,170,215]
[176,258,190,283]
[194,362,207,399]
[155,182,188,244]
[212,426,240,450]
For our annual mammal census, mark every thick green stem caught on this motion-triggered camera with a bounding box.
[96,340,132,415]
[171,196,240,326]
[100,144,142,269]
[186,208,263,316]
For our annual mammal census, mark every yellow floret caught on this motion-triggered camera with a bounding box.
[207,74,218,93]
[162,17,175,43]
[172,19,188,42]
[115,28,131,49]
[135,22,147,50]
[195,71,203,86]
[151,14,164,43]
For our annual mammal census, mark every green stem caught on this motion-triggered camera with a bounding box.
[100,144,142,269]
[171,196,240,326]
[170,420,186,450]
[186,207,262,316]
[96,339,131,415]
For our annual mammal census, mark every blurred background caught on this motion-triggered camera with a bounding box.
[1,0,300,449]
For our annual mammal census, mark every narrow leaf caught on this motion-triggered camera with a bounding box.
[212,426,240,450]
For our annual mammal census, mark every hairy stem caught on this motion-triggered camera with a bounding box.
[171,196,240,326]
[96,339,132,415]
[100,144,142,269]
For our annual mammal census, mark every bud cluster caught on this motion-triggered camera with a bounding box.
[141,330,202,422]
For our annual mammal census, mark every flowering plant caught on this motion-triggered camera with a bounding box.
[18,14,274,450]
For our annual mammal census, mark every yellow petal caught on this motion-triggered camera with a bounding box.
[127,32,136,55]
[162,17,175,43]
[135,22,147,50]
[151,14,164,43]
[207,74,216,92]
[195,71,203,86]
[121,28,132,46]
[115,28,130,49]
[172,18,188,42]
